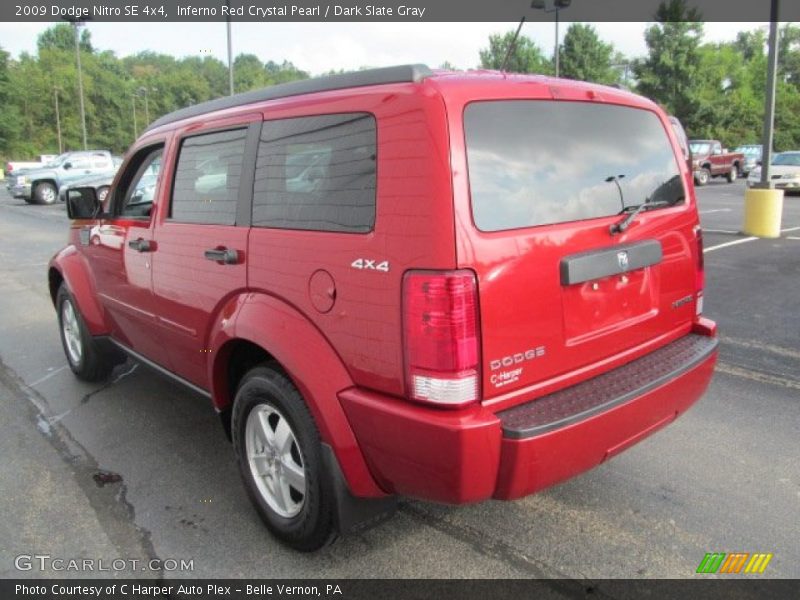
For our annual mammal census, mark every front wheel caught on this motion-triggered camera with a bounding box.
[232,364,336,551]
[56,285,116,381]
[695,169,711,186]
[34,181,57,205]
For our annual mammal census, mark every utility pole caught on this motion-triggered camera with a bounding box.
[759,0,780,187]
[226,0,234,95]
[530,0,572,78]
[138,87,150,125]
[132,93,138,139]
[71,21,88,150]
[54,86,63,153]
[742,0,784,239]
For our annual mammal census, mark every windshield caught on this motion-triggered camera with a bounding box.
[464,100,683,232]
[773,153,800,166]
[736,146,761,157]
[689,142,712,155]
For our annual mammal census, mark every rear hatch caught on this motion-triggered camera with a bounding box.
[460,98,700,403]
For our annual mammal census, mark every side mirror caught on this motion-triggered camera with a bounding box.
[66,187,102,219]
[63,162,72,170]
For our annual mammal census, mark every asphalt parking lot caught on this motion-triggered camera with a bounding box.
[0,180,797,582]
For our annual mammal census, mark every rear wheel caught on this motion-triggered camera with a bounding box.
[96,186,110,204]
[726,166,738,183]
[232,364,336,551]
[695,168,710,186]
[56,285,115,381]
[34,181,57,205]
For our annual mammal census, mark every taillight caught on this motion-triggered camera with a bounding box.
[402,270,480,408]
[694,225,704,315]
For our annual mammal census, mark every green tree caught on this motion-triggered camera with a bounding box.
[634,0,704,128]
[479,30,551,74]
[37,23,93,53]
[558,23,618,84]
[0,47,22,159]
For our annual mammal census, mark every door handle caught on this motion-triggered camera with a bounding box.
[128,238,153,252]
[204,247,240,265]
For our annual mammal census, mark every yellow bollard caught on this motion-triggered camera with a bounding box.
[743,187,784,238]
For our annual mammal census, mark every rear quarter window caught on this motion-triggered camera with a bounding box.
[464,100,684,232]
[252,113,377,233]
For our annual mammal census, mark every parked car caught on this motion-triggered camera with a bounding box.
[689,140,744,185]
[50,65,718,551]
[5,155,58,192]
[735,144,763,175]
[57,156,124,204]
[747,151,800,192]
[11,151,114,204]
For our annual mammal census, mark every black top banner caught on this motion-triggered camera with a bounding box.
[3,0,799,23]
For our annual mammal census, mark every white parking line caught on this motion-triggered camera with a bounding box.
[704,225,800,253]
[704,237,758,253]
[28,365,68,387]
[699,209,732,214]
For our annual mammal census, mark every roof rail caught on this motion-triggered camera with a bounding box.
[145,64,433,132]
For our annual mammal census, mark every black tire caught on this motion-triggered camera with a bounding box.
[34,181,57,205]
[56,285,115,381]
[695,168,711,186]
[726,165,738,183]
[232,363,336,552]
[23,197,35,204]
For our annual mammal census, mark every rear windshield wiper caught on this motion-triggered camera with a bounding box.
[610,200,671,235]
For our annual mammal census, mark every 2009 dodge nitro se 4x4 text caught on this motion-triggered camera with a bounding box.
[49,65,717,551]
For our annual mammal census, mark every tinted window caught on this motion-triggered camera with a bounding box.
[253,113,376,233]
[170,128,247,225]
[465,101,684,232]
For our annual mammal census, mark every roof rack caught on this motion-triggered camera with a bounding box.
[145,64,432,132]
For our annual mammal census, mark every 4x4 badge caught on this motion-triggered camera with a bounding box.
[617,251,629,271]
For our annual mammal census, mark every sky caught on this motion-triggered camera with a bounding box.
[0,21,768,75]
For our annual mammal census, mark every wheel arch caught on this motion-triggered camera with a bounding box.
[208,292,386,499]
[48,247,108,335]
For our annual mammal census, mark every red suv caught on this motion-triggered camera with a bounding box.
[50,65,717,551]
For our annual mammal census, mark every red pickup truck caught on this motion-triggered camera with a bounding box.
[689,140,744,185]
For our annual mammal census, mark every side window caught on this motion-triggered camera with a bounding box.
[253,113,376,233]
[70,159,91,170]
[713,142,722,155]
[113,146,163,218]
[170,128,247,225]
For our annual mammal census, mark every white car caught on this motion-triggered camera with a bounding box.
[747,151,800,192]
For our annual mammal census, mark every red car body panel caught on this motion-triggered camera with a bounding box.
[49,69,717,506]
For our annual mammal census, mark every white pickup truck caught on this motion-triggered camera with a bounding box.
[4,155,58,179]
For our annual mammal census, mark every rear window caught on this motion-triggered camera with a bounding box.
[464,101,684,232]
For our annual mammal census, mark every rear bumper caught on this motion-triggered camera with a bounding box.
[340,328,717,504]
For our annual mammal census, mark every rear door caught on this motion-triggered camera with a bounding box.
[459,99,700,402]
[149,118,260,390]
